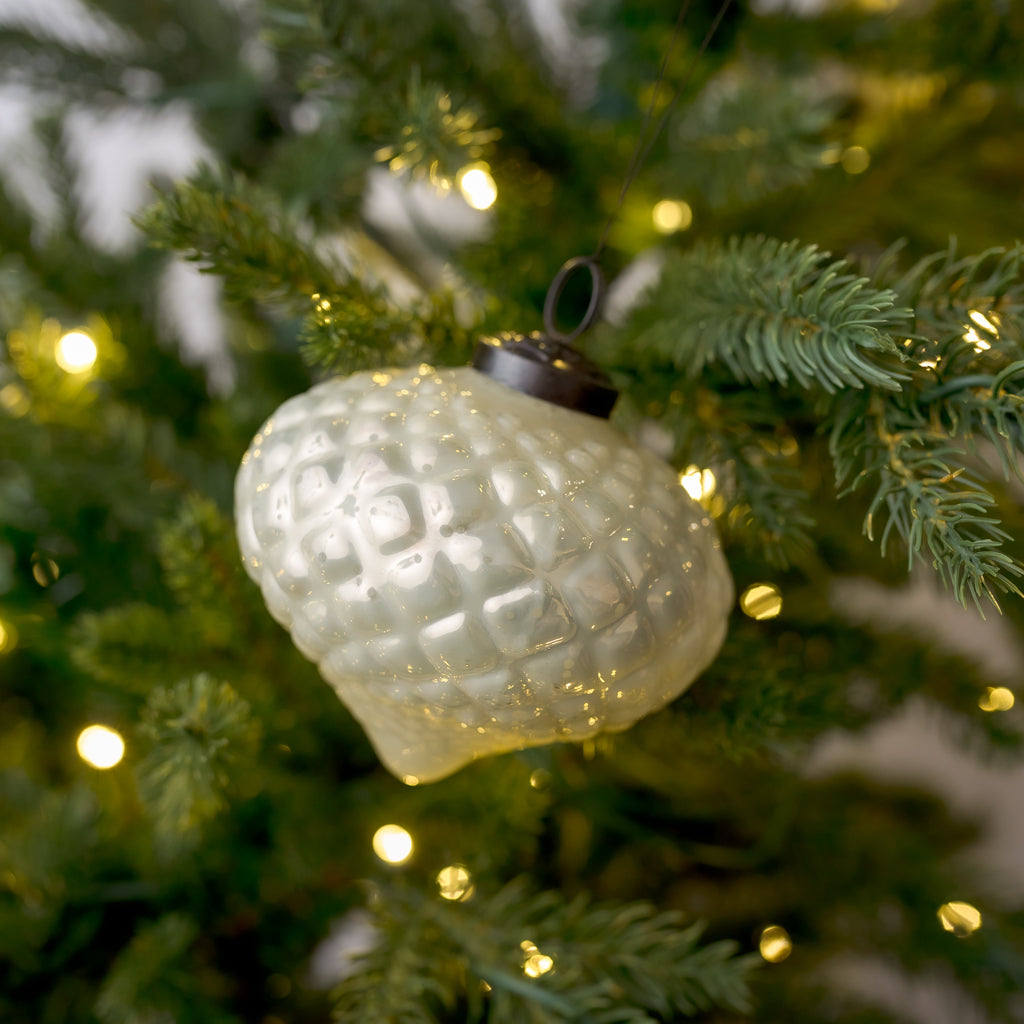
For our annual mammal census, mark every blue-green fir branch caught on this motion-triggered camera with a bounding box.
[831,390,1024,610]
[623,236,910,393]
[884,242,1024,348]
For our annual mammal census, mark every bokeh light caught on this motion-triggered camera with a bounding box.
[652,199,693,234]
[437,865,474,901]
[978,686,1014,712]
[841,145,870,174]
[372,824,414,865]
[740,583,783,620]
[55,331,98,374]
[679,465,716,503]
[0,384,30,417]
[759,924,793,962]
[31,554,60,587]
[521,940,554,977]
[938,901,982,937]
[0,619,15,654]
[458,165,498,210]
[76,725,125,769]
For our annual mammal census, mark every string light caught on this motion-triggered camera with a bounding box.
[31,555,60,587]
[372,824,414,865]
[740,583,783,620]
[402,774,421,786]
[965,310,997,352]
[652,199,693,234]
[820,144,843,165]
[964,327,990,352]
[458,165,498,210]
[679,466,716,503]
[841,146,870,174]
[520,940,554,977]
[76,724,125,769]
[436,865,474,901]
[54,330,98,374]
[0,619,15,653]
[529,769,551,790]
[978,686,1014,712]
[938,901,982,937]
[0,383,30,417]
[969,310,998,333]
[759,924,792,963]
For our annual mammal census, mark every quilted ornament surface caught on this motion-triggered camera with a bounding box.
[235,365,733,782]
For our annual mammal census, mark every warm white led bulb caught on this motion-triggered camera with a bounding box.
[76,724,125,769]
[55,331,98,374]
[372,824,413,864]
[458,166,497,210]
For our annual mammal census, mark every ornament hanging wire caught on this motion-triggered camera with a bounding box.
[544,0,736,334]
[475,0,734,417]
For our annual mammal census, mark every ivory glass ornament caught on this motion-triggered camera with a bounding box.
[235,359,733,783]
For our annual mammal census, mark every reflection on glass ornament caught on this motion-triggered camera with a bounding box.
[236,326,732,782]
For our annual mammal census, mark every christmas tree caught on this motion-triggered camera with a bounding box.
[3,0,1024,1020]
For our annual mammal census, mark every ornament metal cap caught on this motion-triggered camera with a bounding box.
[472,256,619,419]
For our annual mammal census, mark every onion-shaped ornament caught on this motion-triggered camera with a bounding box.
[235,266,732,782]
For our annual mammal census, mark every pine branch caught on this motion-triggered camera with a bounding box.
[334,881,755,1023]
[934,362,1024,482]
[831,390,1024,611]
[139,171,470,374]
[137,169,345,306]
[886,243,1024,351]
[880,242,1024,480]
[0,784,99,929]
[375,69,501,184]
[671,69,838,209]
[819,243,1024,609]
[71,603,203,691]
[94,915,203,1024]
[623,236,910,393]
[136,675,259,838]
[157,495,260,623]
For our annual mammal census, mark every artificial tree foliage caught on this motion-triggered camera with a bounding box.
[3,1,1024,1021]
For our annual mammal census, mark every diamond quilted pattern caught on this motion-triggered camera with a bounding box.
[236,365,733,782]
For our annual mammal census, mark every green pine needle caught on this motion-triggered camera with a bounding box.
[673,70,838,209]
[334,881,755,1024]
[136,675,259,837]
[624,236,910,392]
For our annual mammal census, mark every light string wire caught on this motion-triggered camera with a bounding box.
[591,0,736,262]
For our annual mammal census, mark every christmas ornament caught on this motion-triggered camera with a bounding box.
[235,264,733,783]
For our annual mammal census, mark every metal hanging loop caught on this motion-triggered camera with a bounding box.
[542,256,606,344]
[472,254,617,418]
